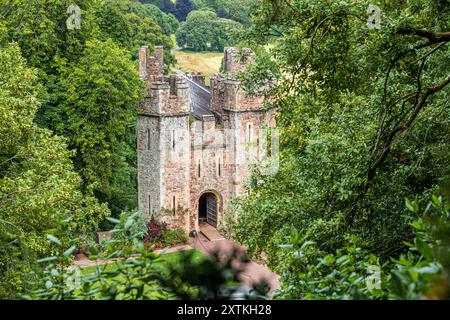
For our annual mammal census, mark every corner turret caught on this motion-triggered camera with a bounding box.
[138,46,190,116]
[211,47,263,115]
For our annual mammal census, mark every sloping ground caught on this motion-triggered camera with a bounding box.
[173,50,223,85]
[200,223,225,241]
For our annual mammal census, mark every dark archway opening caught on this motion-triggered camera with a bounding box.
[198,193,217,228]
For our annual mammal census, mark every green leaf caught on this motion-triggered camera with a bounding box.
[47,234,61,246]
[336,255,349,265]
[390,272,406,298]
[37,256,58,263]
[279,244,294,249]
[63,245,77,257]
[405,198,418,213]
[415,239,433,260]
[300,241,316,249]
[45,281,53,289]
[51,269,60,277]
[124,218,134,230]
[106,217,121,224]
[432,195,442,207]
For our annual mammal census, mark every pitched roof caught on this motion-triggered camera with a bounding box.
[177,72,213,119]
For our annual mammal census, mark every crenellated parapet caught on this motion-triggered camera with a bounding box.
[138,46,190,117]
[211,47,264,115]
[223,47,255,74]
[139,46,164,87]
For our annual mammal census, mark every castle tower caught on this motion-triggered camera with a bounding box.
[211,47,275,197]
[137,46,191,230]
[137,46,275,236]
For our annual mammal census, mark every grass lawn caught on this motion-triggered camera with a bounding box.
[172,50,223,85]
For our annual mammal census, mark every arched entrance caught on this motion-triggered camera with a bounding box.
[198,192,218,228]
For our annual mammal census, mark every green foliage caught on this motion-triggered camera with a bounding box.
[0,0,175,69]
[217,212,237,240]
[232,0,450,299]
[97,0,175,61]
[212,0,258,25]
[0,0,175,297]
[272,196,450,299]
[176,9,242,51]
[41,39,145,211]
[26,212,269,300]
[173,0,194,21]
[0,44,108,298]
[0,0,100,74]
[189,0,258,25]
[144,216,188,248]
[110,211,148,246]
[234,0,450,265]
[387,196,450,299]
[1,0,176,217]
[161,228,188,247]
[275,232,385,300]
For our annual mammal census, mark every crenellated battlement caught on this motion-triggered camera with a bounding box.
[211,47,263,115]
[223,47,255,74]
[139,47,190,116]
[139,46,164,86]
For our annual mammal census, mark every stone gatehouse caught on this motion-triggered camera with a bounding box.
[137,46,276,234]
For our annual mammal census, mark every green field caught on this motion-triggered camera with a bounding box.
[173,50,223,85]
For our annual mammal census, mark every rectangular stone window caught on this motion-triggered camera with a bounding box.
[172,196,176,215]
[247,123,253,143]
[217,156,222,177]
[172,130,176,150]
[148,195,152,215]
[147,129,151,151]
[197,159,201,178]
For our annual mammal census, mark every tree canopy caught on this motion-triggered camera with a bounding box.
[0,45,108,298]
[0,0,175,298]
[176,9,242,51]
[232,0,450,299]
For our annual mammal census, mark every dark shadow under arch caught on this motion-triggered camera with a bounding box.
[198,192,218,228]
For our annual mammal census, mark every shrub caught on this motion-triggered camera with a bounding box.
[26,216,268,300]
[218,212,237,240]
[144,217,168,243]
[111,211,148,243]
[274,195,450,300]
[162,229,188,246]
[143,217,187,248]
[387,196,450,299]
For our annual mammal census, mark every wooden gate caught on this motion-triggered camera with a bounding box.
[206,194,217,228]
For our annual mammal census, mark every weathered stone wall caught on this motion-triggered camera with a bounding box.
[188,72,206,87]
[137,46,190,232]
[138,76,190,116]
[159,116,191,230]
[188,118,232,231]
[223,47,255,74]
